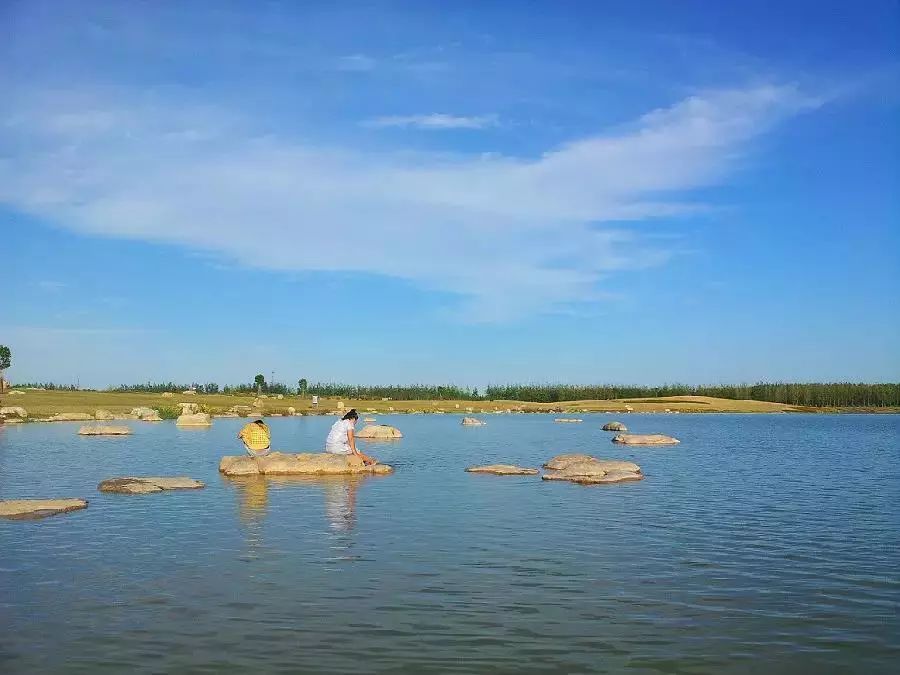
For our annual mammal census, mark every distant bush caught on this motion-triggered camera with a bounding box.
[156,406,180,419]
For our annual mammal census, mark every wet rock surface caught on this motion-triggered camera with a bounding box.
[461,417,486,426]
[98,477,205,494]
[219,452,394,476]
[78,425,132,436]
[541,455,643,485]
[612,433,679,445]
[0,498,89,519]
[602,421,628,431]
[465,464,539,475]
[175,413,212,427]
[356,424,403,439]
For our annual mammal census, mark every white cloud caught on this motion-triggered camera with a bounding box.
[0,84,819,320]
[364,113,498,129]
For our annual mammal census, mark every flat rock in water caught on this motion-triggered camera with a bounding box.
[602,421,628,431]
[461,417,485,426]
[175,413,212,427]
[219,452,394,477]
[356,424,403,439]
[465,464,539,475]
[78,425,132,436]
[554,418,583,423]
[542,457,643,485]
[542,453,595,470]
[49,412,94,422]
[98,477,205,494]
[612,433,679,445]
[0,498,88,519]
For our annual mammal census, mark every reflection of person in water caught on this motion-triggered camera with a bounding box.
[323,477,361,533]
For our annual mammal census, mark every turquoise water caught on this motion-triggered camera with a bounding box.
[1,413,898,673]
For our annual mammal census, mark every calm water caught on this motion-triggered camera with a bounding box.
[1,414,898,673]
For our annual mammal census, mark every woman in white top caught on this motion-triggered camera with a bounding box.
[325,409,376,465]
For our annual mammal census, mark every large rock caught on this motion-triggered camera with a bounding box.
[0,406,27,418]
[356,424,403,439]
[465,464,539,475]
[130,406,158,420]
[461,417,485,426]
[161,392,175,398]
[602,421,628,431]
[542,453,595,470]
[554,418,583,423]
[542,456,643,485]
[176,412,212,427]
[49,412,94,422]
[98,476,204,494]
[178,402,199,415]
[94,409,114,420]
[231,405,253,416]
[78,425,132,436]
[219,452,394,477]
[612,433,679,445]
[141,411,162,422]
[0,498,88,519]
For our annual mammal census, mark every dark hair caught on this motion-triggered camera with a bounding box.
[253,419,265,425]
[342,409,358,421]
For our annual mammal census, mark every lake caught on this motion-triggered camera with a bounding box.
[1,413,898,673]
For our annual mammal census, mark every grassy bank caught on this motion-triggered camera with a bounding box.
[3,390,894,420]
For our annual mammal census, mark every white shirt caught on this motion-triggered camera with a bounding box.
[325,418,354,454]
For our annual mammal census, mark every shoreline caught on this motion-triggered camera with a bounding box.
[2,390,897,423]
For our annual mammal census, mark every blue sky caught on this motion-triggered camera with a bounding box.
[2,0,898,388]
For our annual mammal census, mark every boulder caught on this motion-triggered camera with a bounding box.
[49,412,94,422]
[231,405,253,416]
[602,421,628,431]
[130,406,158,420]
[542,457,643,485]
[465,465,539,475]
[0,498,88,520]
[356,424,403,439]
[287,407,296,415]
[554,418,583,423]
[542,453,595,470]
[461,417,485,426]
[161,392,175,398]
[219,452,394,477]
[612,433,679,445]
[181,390,196,395]
[141,411,163,422]
[78,425,132,436]
[94,409,114,420]
[178,402,199,415]
[175,412,212,427]
[0,406,28,418]
[276,394,284,400]
[98,476,204,494]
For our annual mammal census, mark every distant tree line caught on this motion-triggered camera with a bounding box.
[484,382,900,407]
[14,379,900,407]
[9,381,81,391]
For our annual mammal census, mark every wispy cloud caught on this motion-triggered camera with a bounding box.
[36,280,67,292]
[0,84,820,321]
[364,113,498,129]
[336,54,376,72]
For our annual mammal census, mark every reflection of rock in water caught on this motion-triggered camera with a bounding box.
[323,477,361,533]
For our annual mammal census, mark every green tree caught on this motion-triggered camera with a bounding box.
[298,378,308,396]
[254,373,266,393]
[0,345,10,390]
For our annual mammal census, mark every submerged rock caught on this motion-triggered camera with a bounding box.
[554,418,583,423]
[542,453,595,470]
[219,452,394,477]
[602,421,628,431]
[98,476,204,494]
[0,498,88,519]
[175,412,212,427]
[465,464,539,475]
[542,456,643,485]
[461,417,485,426]
[78,425,132,436]
[612,433,679,445]
[356,424,403,439]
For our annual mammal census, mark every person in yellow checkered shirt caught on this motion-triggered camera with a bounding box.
[238,419,271,457]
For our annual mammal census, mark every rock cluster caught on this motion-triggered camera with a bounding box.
[78,425,132,436]
[541,454,643,484]
[612,433,679,445]
[219,452,394,477]
[176,412,212,427]
[0,498,88,519]
[98,476,204,494]
[602,421,628,431]
[465,464,538,475]
[461,417,485,426]
[356,424,403,439]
